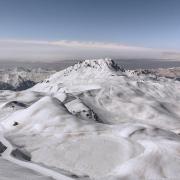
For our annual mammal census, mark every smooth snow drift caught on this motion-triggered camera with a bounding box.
[0,59,180,179]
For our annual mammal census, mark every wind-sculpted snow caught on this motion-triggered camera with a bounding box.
[0,59,180,179]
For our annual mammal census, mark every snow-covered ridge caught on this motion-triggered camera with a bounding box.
[70,58,124,71]
[58,58,124,77]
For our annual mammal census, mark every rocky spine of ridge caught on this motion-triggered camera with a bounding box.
[77,58,124,71]
[62,58,125,76]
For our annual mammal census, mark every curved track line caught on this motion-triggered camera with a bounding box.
[0,133,73,180]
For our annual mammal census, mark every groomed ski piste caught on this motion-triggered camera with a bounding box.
[0,59,180,180]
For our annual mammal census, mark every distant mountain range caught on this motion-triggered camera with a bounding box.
[0,67,56,90]
[1,59,180,91]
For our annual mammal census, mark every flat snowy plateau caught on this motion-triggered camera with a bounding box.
[0,59,180,180]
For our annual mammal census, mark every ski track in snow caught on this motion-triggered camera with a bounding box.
[0,133,73,180]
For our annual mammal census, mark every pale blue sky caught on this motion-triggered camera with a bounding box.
[0,0,180,61]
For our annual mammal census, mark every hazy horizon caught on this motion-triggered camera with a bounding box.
[1,59,180,70]
[0,0,180,61]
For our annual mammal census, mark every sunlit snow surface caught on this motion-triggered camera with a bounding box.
[0,59,180,180]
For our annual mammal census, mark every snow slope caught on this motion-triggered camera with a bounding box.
[33,59,180,130]
[0,158,53,180]
[0,59,180,179]
[0,134,73,180]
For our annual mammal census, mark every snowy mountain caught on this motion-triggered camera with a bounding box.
[33,58,125,93]
[0,67,56,90]
[0,59,180,180]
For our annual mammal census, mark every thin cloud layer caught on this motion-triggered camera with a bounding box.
[0,39,177,62]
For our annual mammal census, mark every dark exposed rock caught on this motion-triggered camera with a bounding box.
[13,122,19,126]
[4,101,27,109]
[0,142,7,154]
[11,149,31,161]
